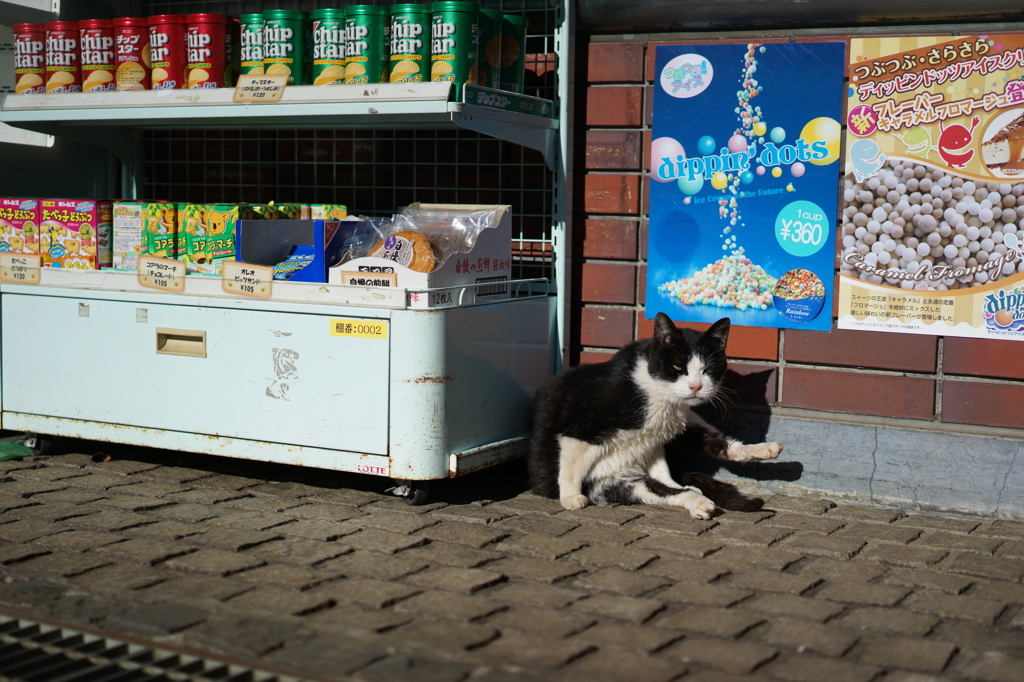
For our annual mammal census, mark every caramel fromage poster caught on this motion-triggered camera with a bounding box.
[647,42,846,332]
[839,35,1024,340]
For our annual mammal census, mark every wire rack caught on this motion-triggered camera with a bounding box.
[138,0,561,285]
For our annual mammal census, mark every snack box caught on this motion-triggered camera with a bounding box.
[180,203,252,274]
[144,202,180,259]
[311,204,348,220]
[39,199,113,269]
[236,219,352,283]
[328,204,512,309]
[0,198,39,255]
[274,203,305,219]
[112,202,144,269]
[251,203,304,220]
[113,201,178,266]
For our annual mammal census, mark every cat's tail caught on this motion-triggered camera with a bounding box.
[676,472,764,512]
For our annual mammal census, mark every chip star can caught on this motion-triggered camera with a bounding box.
[344,5,389,84]
[430,1,478,99]
[148,15,187,89]
[389,4,429,83]
[185,13,228,88]
[239,13,265,75]
[496,14,528,93]
[14,23,47,94]
[44,21,81,93]
[113,17,150,91]
[79,20,116,92]
[311,8,345,85]
[263,9,308,85]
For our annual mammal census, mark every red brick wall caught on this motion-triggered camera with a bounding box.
[572,39,1024,432]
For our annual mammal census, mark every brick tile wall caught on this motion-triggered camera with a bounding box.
[785,326,937,373]
[941,382,1024,430]
[572,37,1024,431]
[782,368,935,421]
[941,338,1024,381]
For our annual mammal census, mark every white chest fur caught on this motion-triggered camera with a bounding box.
[569,360,694,482]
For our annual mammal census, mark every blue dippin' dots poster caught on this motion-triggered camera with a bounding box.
[647,42,846,331]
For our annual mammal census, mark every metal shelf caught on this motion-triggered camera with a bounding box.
[0,82,559,167]
[0,0,58,26]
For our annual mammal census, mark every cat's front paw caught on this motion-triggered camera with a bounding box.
[560,494,590,510]
[687,494,717,520]
[729,441,783,462]
[760,442,783,460]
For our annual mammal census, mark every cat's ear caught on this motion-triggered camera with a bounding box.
[653,312,682,346]
[704,317,731,351]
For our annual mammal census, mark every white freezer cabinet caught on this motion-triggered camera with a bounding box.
[0,282,554,498]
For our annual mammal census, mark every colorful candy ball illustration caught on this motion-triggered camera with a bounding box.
[800,117,841,166]
[677,174,705,195]
[651,137,686,183]
[727,134,747,153]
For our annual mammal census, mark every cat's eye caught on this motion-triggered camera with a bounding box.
[673,365,682,371]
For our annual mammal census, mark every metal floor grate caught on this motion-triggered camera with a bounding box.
[0,615,310,682]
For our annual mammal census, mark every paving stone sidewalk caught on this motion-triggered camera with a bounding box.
[0,444,1022,682]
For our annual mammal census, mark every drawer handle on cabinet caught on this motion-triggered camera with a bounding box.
[156,328,207,358]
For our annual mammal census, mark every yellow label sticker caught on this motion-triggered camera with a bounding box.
[0,253,41,284]
[330,318,389,340]
[138,255,185,293]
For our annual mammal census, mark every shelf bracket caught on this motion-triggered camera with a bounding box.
[451,111,557,170]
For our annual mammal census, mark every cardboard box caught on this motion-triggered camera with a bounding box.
[180,203,252,274]
[236,219,352,283]
[328,204,512,308]
[39,199,112,269]
[0,198,40,255]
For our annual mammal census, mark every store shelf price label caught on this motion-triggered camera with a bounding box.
[222,260,272,298]
[233,74,288,103]
[329,318,389,340]
[0,254,41,284]
[137,256,185,293]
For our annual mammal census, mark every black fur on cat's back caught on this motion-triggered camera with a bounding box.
[527,317,731,501]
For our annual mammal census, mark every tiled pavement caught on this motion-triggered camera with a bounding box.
[0,445,1022,682]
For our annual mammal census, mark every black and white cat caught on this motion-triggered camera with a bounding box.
[528,312,782,518]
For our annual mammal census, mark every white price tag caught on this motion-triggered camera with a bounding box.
[233,74,288,103]
[137,256,185,293]
[0,253,41,284]
[222,260,273,298]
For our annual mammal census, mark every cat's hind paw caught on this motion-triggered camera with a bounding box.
[560,494,590,510]
[686,493,717,520]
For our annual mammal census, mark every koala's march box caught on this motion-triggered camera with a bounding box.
[328,204,513,308]
[180,204,253,274]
